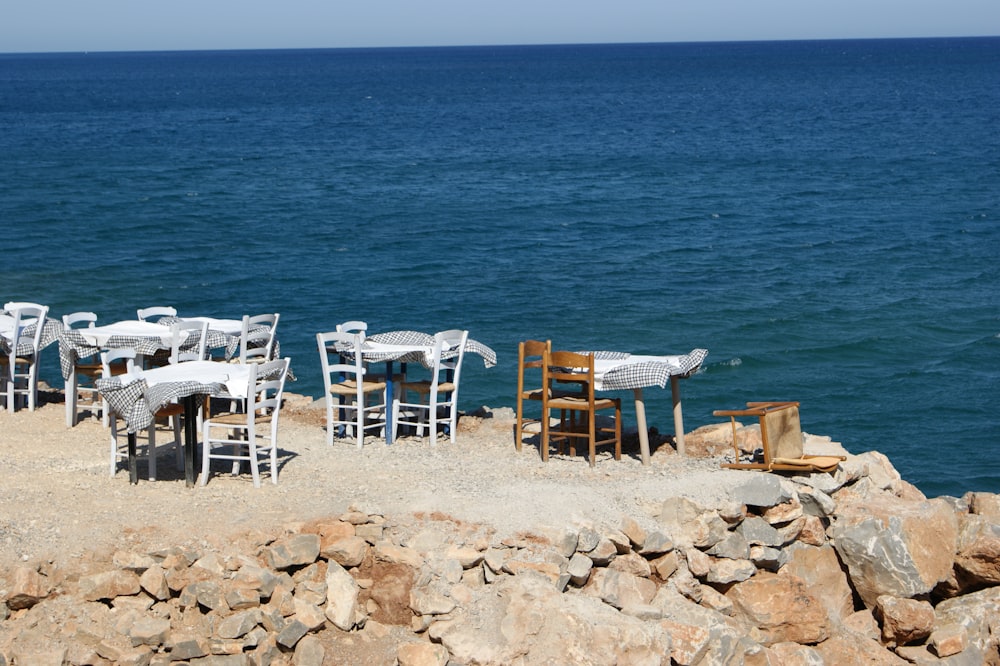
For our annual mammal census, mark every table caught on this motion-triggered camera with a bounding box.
[588,349,708,464]
[58,318,239,382]
[97,361,251,486]
[334,331,497,445]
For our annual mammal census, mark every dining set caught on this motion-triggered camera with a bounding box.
[53,305,286,487]
[4,297,712,486]
[317,323,498,448]
[515,341,709,467]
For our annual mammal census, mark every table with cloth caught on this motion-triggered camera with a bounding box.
[586,348,708,464]
[333,330,497,444]
[57,317,278,383]
[0,310,61,356]
[96,360,256,486]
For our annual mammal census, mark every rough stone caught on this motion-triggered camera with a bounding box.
[78,569,141,601]
[264,533,321,570]
[875,595,935,646]
[324,560,360,631]
[6,566,46,610]
[726,571,831,646]
[831,495,959,607]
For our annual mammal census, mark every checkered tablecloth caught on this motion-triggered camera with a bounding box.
[362,331,498,368]
[95,360,284,433]
[596,349,708,391]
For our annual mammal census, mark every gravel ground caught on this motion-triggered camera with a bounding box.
[0,388,742,569]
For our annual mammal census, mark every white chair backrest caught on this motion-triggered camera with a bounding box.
[316,331,366,385]
[7,303,49,352]
[335,321,368,335]
[63,311,97,330]
[240,313,280,363]
[100,348,137,377]
[247,357,290,418]
[432,329,468,388]
[137,306,177,322]
[169,320,208,364]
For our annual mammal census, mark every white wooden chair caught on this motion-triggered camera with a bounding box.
[238,313,280,363]
[62,311,105,427]
[169,319,209,364]
[1,302,49,413]
[102,348,183,481]
[317,331,387,447]
[200,357,290,487]
[136,306,177,322]
[392,329,468,446]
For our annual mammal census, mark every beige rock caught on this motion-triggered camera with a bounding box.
[265,533,321,570]
[6,566,46,610]
[874,595,934,646]
[954,513,1000,588]
[780,544,855,625]
[78,569,141,602]
[397,641,449,666]
[322,535,369,568]
[726,572,831,646]
[831,495,958,607]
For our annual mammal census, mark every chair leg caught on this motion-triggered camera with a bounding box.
[110,417,120,477]
[515,395,524,451]
[355,397,365,448]
[200,424,211,486]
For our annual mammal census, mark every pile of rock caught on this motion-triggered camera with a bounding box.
[2,441,999,664]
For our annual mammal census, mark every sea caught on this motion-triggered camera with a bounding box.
[2,37,998,499]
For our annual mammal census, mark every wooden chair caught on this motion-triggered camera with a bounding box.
[317,331,387,447]
[393,329,468,446]
[1,303,49,413]
[62,311,105,427]
[540,350,621,467]
[515,339,551,451]
[715,401,845,473]
[102,349,183,481]
[200,357,290,487]
[238,313,280,364]
[136,306,177,322]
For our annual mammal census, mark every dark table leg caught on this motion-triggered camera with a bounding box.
[183,394,198,487]
[128,432,138,484]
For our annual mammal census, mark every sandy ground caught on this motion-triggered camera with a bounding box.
[0,386,747,569]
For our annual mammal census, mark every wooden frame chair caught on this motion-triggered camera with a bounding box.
[515,339,551,451]
[540,350,621,467]
[715,401,845,473]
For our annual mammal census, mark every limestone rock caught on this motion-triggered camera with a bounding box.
[6,567,46,610]
[874,595,934,646]
[264,533,321,570]
[954,513,1000,588]
[726,571,831,646]
[657,497,728,549]
[78,569,141,602]
[830,495,958,607]
[325,560,361,631]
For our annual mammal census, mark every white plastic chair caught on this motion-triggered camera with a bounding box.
[169,319,209,364]
[62,311,105,426]
[102,348,183,481]
[392,329,468,446]
[317,331,388,447]
[238,313,280,363]
[136,306,177,322]
[1,302,49,413]
[200,357,290,487]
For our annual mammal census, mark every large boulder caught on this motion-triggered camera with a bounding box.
[830,494,958,607]
[725,571,832,646]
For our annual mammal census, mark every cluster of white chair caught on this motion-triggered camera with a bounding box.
[59,305,286,486]
[316,322,468,449]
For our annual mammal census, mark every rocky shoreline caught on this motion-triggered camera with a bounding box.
[1,394,998,665]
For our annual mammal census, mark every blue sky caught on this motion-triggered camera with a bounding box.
[3,0,999,53]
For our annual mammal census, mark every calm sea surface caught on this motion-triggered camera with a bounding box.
[2,38,998,498]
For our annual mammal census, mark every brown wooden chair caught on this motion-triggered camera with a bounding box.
[515,339,551,451]
[540,350,621,467]
[714,401,845,473]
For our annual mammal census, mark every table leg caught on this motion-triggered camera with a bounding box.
[128,432,138,484]
[633,388,650,465]
[384,361,395,445]
[183,394,198,487]
[671,375,686,456]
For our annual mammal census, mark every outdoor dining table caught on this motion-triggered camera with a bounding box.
[58,318,240,383]
[336,330,497,445]
[96,360,252,486]
[588,348,708,464]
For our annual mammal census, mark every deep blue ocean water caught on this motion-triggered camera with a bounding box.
[2,38,998,498]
